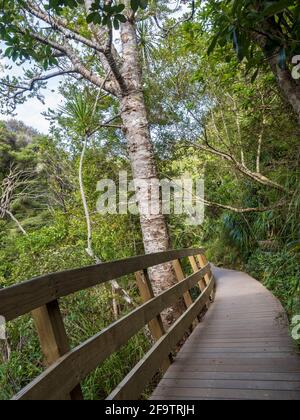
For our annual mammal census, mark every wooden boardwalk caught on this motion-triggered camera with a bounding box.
[2,249,299,400]
[151,267,300,400]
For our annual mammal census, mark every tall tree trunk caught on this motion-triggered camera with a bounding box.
[120,17,183,323]
[268,55,300,121]
[82,0,183,323]
[251,31,300,122]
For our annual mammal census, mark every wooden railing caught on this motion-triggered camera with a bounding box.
[0,248,215,400]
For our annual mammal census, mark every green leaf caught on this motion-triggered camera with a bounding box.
[115,4,125,13]
[4,47,14,58]
[250,68,259,83]
[115,14,127,23]
[263,0,294,17]
[42,60,49,70]
[113,18,120,30]
[86,12,97,23]
[131,0,139,12]
[103,4,113,13]
[86,12,101,24]
[102,14,109,25]
[139,0,148,10]
[207,34,219,55]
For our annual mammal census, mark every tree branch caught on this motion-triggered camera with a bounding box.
[24,1,107,55]
[0,168,30,235]
[203,199,286,214]
[185,138,288,193]
[17,28,118,95]
[186,104,287,192]
[89,113,122,136]
[154,0,195,36]
[0,206,27,235]
[226,93,245,165]
[161,173,286,214]
[0,69,77,102]
[256,112,266,174]
[83,0,127,94]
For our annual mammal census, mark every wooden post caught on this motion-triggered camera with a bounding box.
[196,254,215,303]
[188,256,206,292]
[135,269,171,371]
[196,254,211,286]
[32,300,83,400]
[172,259,198,328]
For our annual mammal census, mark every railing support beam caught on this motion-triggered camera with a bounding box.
[135,269,171,371]
[188,256,206,291]
[32,300,83,400]
[172,259,198,328]
[196,254,215,303]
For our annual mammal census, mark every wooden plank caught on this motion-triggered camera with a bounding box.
[187,329,291,335]
[196,254,211,287]
[179,346,295,353]
[151,266,300,401]
[187,341,293,347]
[172,260,198,329]
[206,317,288,324]
[13,265,210,400]
[188,255,210,311]
[32,302,69,364]
[0,248,204,321]
[172,260,194,308]
[32,301,83,400]
[158,378,300,391]
[163,363,300,374]
[196,254,215,303]
[176,352,298,359]
[106,277,214,400]
[163,371,300,382]
[135,270,165,341]
[186,337,293,343]
[135,270,171,370]
[150,387,300,400]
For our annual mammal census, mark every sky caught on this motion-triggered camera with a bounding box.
[0,56,64,134]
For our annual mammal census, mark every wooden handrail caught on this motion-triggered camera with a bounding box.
[0,248,204,321]
[107,277,215,400]
[0,248,215,400]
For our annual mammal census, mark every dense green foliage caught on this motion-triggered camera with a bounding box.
[148,21,300,321]
[203,0,300,69]
[0,120,149,399]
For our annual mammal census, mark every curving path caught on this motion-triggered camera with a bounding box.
[151,267,300,400]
